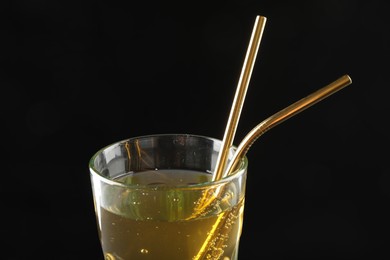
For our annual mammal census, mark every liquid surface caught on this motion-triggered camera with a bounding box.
[94,170,245,260]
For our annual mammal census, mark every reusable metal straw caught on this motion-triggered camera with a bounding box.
[196,74,352,259]
[212,15,267,181]
[192,15,266,259]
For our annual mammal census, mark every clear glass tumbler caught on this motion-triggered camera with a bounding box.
[89,134,248,260]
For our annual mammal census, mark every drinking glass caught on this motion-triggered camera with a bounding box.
[89,134,248,260]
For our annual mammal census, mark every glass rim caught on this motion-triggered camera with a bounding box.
[88,133,248,190]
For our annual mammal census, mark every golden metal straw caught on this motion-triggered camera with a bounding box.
[224,74,352,176]
[195,74,352,260]
[212,15,267,182]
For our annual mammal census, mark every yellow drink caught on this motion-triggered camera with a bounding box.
[94,170,245,260]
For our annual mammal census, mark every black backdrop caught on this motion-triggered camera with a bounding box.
[2,1,390,259]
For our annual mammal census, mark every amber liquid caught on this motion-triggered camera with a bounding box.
[96,170,245,260]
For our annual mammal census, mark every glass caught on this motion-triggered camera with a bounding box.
[89,134,248,260]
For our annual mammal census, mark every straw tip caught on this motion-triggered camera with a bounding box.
[345,74,352,83]
[342,74,352,84]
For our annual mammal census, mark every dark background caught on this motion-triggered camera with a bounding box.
[2,1,389,259]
